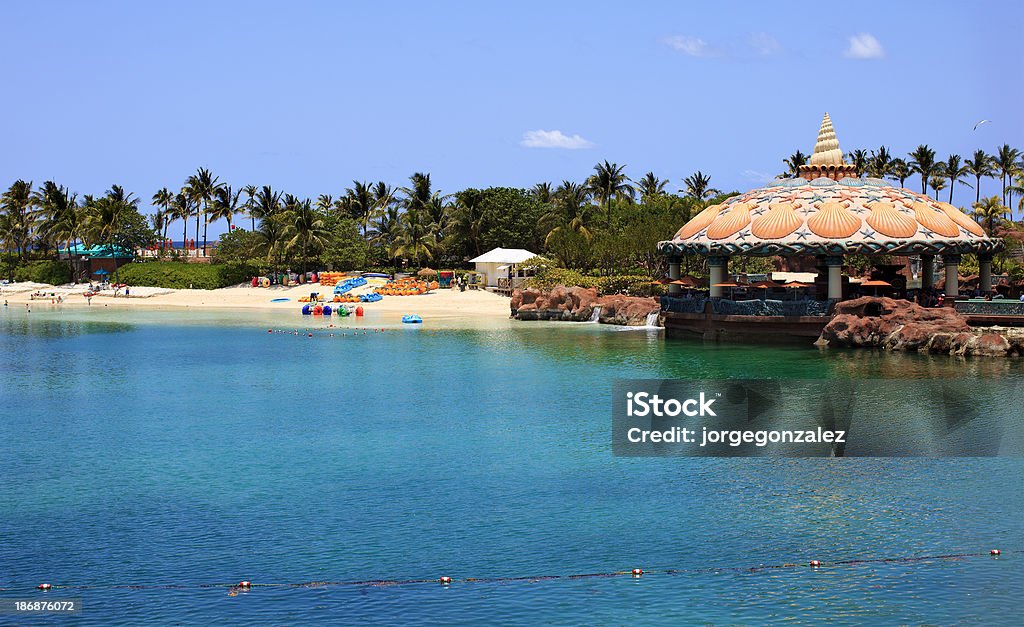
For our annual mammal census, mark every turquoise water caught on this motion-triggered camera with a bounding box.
[1,307,1022,625]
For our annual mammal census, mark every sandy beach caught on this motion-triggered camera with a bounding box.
[0,280,512,323]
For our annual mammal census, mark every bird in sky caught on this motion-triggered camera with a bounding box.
[973,119,991,131]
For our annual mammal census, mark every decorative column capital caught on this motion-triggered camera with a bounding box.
[977,252,994,263]
[707,255,727,267]
[942,254,962,265]
[823,255,844,267]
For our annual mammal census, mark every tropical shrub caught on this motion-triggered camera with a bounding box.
[13,260,73,285]
[118,261,260,289]
[523,269,662,296]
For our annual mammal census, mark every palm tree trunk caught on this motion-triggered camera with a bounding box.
[201,203,208,257]
[976,176,981,204]
[948,181,954,204]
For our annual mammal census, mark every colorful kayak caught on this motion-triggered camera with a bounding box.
[402,315,422,324]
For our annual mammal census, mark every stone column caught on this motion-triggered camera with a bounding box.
[943,254,961,300]
[979,253,993,294]
[668,256,681,295]
[824,255,843,300]
[920,254,934,291]
[709,256,727,298]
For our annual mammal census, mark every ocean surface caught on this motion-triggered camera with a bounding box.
[1,307,1021,625]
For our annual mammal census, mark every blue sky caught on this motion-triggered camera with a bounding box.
[2,0,1021,234]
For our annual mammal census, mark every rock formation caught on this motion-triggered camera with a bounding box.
[816,296,1024,357]
[511,287,659,326]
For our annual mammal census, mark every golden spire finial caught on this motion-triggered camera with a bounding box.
[809,112,845,166]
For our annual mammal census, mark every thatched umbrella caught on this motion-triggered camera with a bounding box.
[417,267,437,278]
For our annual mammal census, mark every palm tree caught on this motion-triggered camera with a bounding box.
[909,145,937,195]
[993,144,1021,218]
[889,158,911,189]
[1,180,36,261]
[152,187,174,247]
[636,172,668,201]
[1007,172,1024,218]
[908,145,938,195]
[35,181,80,261]
[242,185,259,230]
[393,206,435,267]
[400,173,448,247]
[531,182,554,204]
[370,182,395,231]
[449,188,486,257]
[256,213,288,276]
[680,171,721,205]
[345,181,375,238]
[370,204,401,268]
[929,177,947,201]
[965,150,994,205]
[172,190,192,252]
[868,146,892,179]
[973,196,1005,234]
[543,181,594,246]
[587,161,633,227]
[0,211,19,279]
[782,150,808,178]
[84,186,140,278]
[186,167,222,256]
[940,154,970,205]
[846,149,870,177]
[210,185,243,233]
[283,199,329,274]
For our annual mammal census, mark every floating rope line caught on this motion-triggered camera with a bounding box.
[26,549,1013,595]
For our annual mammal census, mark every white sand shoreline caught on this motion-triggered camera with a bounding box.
[0,281,513,323]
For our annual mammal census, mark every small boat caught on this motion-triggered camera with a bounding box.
[402,314,422,324]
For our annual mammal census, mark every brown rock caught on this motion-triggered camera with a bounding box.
[954,333,1011,357]
[511,286,659,325]
[819,296,969,350]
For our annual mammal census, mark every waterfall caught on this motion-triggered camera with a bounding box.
[587,306,602,323]
[645,311,661,328]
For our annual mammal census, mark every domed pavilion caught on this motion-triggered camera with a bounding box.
[657,114,1003,339]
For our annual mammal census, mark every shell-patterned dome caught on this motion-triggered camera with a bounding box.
[658,177,1002,257]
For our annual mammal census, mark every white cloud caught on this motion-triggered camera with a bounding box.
[741,169,775,184]
[520,129,594,150]
[750,33,781,56]
[662,35,710,57]
[845,33,885,59]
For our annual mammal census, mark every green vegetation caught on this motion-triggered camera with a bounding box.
[13,260,73,285]
[3,142,1024,290]
[117,262,257,290]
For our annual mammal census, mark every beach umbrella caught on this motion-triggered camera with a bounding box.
[713,281,743,299]
[749,280,783,298]
[860,279,894,296]
[782,281,812,300]
[93,269,110,275]
[417,267,437,278]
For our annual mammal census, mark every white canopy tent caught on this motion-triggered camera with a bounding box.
[469,247,538,287]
